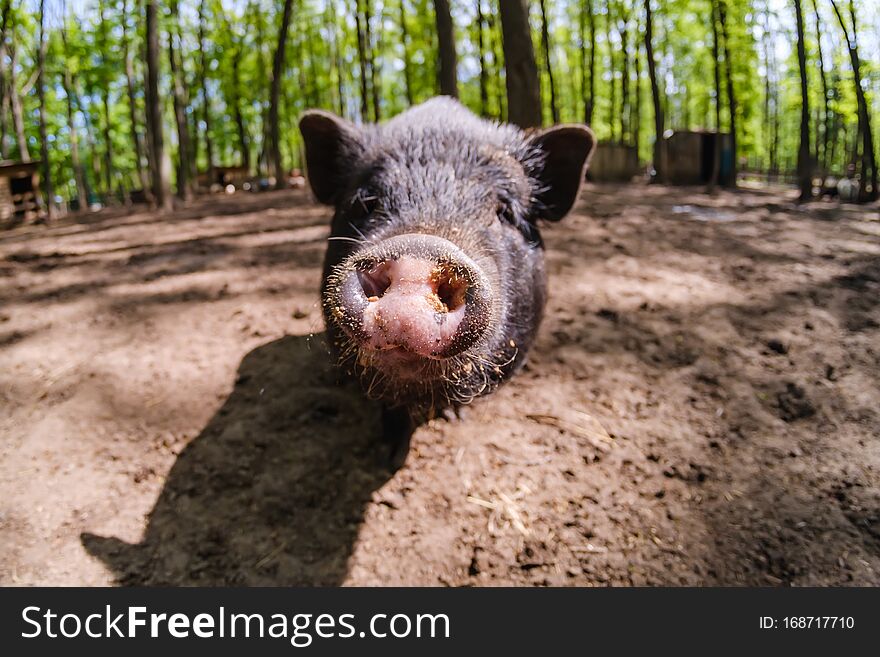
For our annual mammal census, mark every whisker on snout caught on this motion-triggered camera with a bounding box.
[327,236,368,245]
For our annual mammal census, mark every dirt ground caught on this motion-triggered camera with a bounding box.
[1,183,879,586]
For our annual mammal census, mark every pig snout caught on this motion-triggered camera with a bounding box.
[330,234,492,360]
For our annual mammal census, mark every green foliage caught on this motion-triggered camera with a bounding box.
[1,0,877,203]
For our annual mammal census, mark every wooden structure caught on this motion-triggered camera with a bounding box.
[197,165,251,190]
[587,142,641,182]
[0,160,41,223]
[664,130,735,186]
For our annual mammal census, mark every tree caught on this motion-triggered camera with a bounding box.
[268,0,294,188]
[37,0,54,218]
[0,0,11,160]
[365,1,381,120]
[487,11,506,120]
[538,0,558,124]
[197,0,215,173]
[145,0,171,210]
[829,0,877,201]
[707,0,722,191]
[399,0,414,106]
[122,0,152,200]
[354,0,371,120]
[760,4,779,179]
[718,0,737,184]
[617,2,631,143]
[793,0,812,201]
[60,20,90,210]
[220,6,251,170]
[434,0,457,98]
[168,0,193,200]
[499,0,542,128]
[4,2,29,161]
[580,0,596,125]
[644,0,665,182]
[810,0,829,172]
[606,2,617,141]
[6,0,878,212]
[98,0,115,198]
[475,0,488,115]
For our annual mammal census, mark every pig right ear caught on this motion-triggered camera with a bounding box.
[299,110,363,205]
[529,125,596,221]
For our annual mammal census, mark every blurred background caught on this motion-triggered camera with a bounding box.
[0,0,878,223]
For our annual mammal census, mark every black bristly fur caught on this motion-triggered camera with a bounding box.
[300,98,594,465]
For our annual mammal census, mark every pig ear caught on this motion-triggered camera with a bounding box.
[529,125,596,221]
[299,110,363,205]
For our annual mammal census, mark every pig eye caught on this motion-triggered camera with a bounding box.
[348,189,379,222]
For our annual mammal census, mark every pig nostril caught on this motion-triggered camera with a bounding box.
[432,265,468,313]
[357,262,392,300]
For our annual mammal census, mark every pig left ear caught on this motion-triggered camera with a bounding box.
[529,125,596,221]
[299,110,363,205]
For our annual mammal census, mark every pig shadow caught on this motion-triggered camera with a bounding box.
[82,333,393,585]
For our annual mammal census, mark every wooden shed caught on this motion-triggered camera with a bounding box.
[587,142,641,182]
[198,165,251,190]
[0,160,41,223]
[664,130,735,186]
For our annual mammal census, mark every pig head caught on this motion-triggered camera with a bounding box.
[300,98,594,425]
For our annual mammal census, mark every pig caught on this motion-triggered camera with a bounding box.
[299,98,595,466]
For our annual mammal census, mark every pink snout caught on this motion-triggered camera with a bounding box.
[330,235,491,360]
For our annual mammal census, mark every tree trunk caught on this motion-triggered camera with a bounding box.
[707,0,722,192]
[578,1,587,124]
[397,1,413,107]
[145,0,171,210]
[476,0,488,115]
[633,26,641,158]
[122,0,153,201]
[251,0,270,175]
[828,70,841,173]
[619,6,631,143]
[8,42,29,160]
[718,0,737,185]
[222,9,251,171]
[327,0,348,116]
[499,0,542,128]
[830,0,877,201]
[305,18,322,108]
[75,79,103,197]
[538,0,558,124]
[1,88,10,161]
[37,0,54,219]
[434,0,458,98]
[584,0,596,125]
[233,57,250,172]
[354,0,371,121]
[198,0,215,173]
[644,0,665,182]
[794,0,812,201]
[269,0,294,189]
[606,3,616,141]
[62,70,89,211]
[365,0,381,120]
[487,13,506,121]
[60,24,90,210]
[810,0,830,172]
[168,0,193,200]
[0,0,10,160]
[98,0,115,199]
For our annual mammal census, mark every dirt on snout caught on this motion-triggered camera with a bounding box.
[1,183,879,586]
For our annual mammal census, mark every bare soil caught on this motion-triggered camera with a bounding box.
[1,184,879,586]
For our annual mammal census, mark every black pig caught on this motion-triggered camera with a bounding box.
[299,98,594,466]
